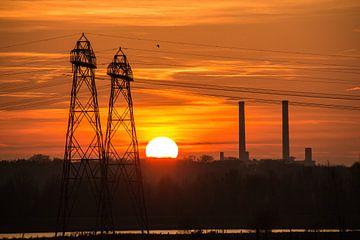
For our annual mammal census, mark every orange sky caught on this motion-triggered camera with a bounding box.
[0,0,359,165]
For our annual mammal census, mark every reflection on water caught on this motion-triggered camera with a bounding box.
[0,229,358,238]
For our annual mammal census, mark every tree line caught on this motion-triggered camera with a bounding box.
[0,154,359,233]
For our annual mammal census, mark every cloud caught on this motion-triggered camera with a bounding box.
[0,143,9,148]
[1,0,359,27]
[346,87,360,91]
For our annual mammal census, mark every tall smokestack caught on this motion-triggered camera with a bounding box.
[239,101,248,161]
[282,100,290,162]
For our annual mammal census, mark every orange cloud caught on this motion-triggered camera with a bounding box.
[1,0,359,27]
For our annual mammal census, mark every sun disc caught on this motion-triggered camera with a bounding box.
[145,137,178,158]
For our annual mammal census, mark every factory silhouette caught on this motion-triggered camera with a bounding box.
[223,100,315,167]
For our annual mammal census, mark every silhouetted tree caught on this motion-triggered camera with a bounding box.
[198,155,214,163]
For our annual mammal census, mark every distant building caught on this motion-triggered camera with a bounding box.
[294,148,315,167]
[220,152,224,161]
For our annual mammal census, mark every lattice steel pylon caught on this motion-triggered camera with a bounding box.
[56,34,112,235]
[105,48,149,233]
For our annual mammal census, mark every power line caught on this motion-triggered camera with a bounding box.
[87,32,360,60]
[3,31,358,62]
[0,33,80,50]
[3,32,357,71]
[0,48,116,70]
[96,76,360,110]
[2,84,359,112]
[0,47,115,66]
[131,82,360,111]
[1,42,359,84]
[128,61,360,85]
[123,47,360,75]
[0,95,67,111]
[2,71,358,108]
[0,83,111,111]
[1,71,354,100]
[2,58,359,86]
[130,60,360,73]
[2,75,359,112]
[132,78,360,101]
[0,79,69,93]
[1,32,358,74]
[3,57,360,77]
[0,68,66,76]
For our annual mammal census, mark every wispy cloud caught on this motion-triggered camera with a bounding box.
[0,51,67,58]
[346,86,360,91]
[1,0,359,27]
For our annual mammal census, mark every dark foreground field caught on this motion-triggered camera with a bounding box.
[3,232,360,240]
[1,157,360,233]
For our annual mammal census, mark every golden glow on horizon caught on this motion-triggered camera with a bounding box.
[145,137,179,158]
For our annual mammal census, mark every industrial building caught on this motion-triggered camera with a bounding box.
[220,100,315,167]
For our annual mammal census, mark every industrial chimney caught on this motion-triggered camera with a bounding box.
[282,100,290,162]
[220,152,225,161]
[239,101,249,161]
[304,147,314,166]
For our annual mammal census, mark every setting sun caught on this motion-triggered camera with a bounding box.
[145,137,179,158]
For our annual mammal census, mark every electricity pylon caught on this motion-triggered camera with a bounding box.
[105,48,148,233]
[56,34,111,235]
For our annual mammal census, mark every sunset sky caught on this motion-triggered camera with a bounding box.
[0,0,359,165]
